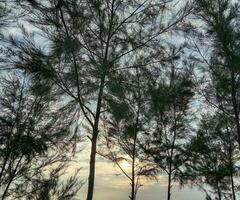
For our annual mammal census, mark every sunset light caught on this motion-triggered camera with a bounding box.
[0,0,239,200]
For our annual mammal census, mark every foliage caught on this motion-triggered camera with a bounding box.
[0,74,81,199]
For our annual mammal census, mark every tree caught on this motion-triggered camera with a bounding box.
[141,47,195,200]
[23,163,82,200]
[99,65,153,200]
[6,1,192,199]
[183,114,239,200]
[191,0,240,149]
[0,74,82,199]
[177,1,240,199]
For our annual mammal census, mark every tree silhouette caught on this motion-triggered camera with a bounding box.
[6,1,192,199]
[99,64,154,200]
[193,0,240,149]
[184,114,239,200]
[0,74,82,199]
[140,46,195,200]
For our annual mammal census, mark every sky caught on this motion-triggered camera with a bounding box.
[71,148,205,200]
[1,3,215,200]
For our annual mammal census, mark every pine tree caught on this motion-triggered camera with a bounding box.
[184,114,239,200]
[99,65,154,200]
[0,74,81,199]
[193,0,240,149]
[141,46,195,200]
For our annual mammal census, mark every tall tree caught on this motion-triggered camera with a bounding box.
[183,114,239,200]
[178,0,240,199]
[6,1,192,199]
[141,47,195,200]
[192,0,240,149]
[0,74,81,199]
[99,65,153,200]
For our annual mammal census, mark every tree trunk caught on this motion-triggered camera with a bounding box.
[86,131,98,200]
[230,169,236,200]
[167,97,176,200]
[86,75,106,200]
[130,70,141,200]
[130,167,135,200]
[167,172,172,200]
[130,137,136,200]
[130,116,138,200]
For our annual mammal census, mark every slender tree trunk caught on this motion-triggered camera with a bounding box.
[86,130,98,200]
[167,139,175,200]
[130,112,138,200]
[130,70,141,200]
[167,90,176,200]
[86,2,115,197]
[130,157,135,200]
[230,169,236,200]
[167,171,172,200]
[86,75,106,200]
[85,21,112,199]
[167,147,174,200]
[130,131,137,200]
[58,6,106,200]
